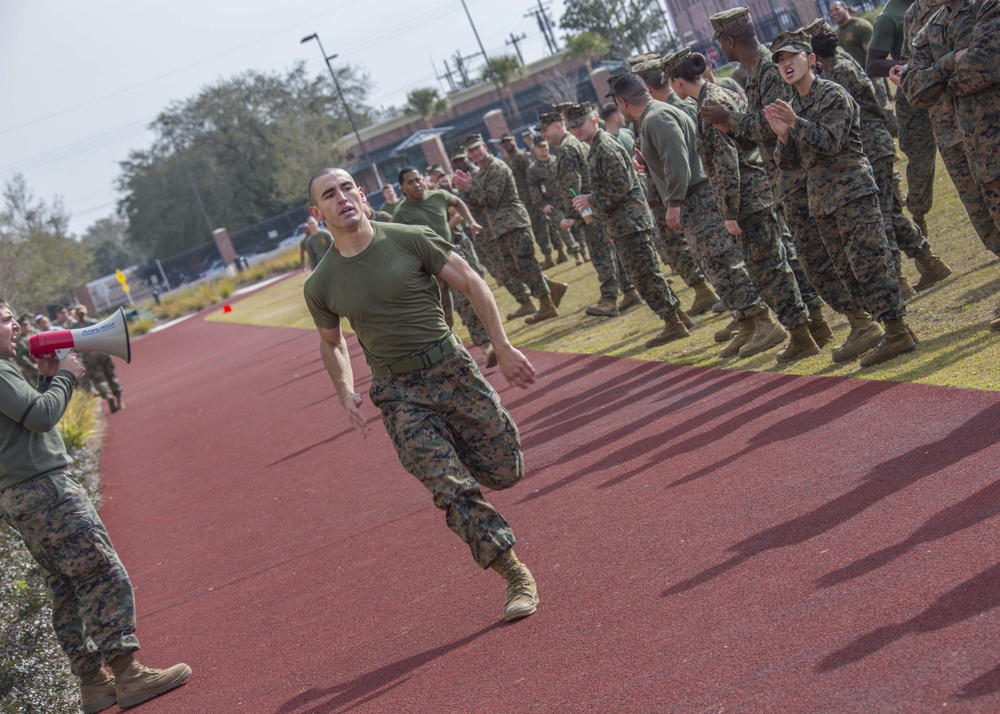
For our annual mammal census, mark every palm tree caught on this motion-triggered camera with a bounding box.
[403,88,448,128]
[481,54,524,120]
[564,31,609,74]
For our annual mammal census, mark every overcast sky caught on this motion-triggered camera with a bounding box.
[0,0,566,237]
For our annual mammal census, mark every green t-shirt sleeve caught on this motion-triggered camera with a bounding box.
[403,225,453,277]
[303,274,341,330]
[869,14,899,56]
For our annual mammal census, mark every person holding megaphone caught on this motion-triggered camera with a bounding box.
[0,300,192,712]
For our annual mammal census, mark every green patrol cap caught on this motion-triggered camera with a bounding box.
[537,111,564,128]
[426,164,444,176]
[500,132,515,142]
[710,6,752,42]
[449,146,468,160]
[462,133,486,150]
[630,58,663,82]
[770,30,813,63]
[801,18,830,37]
[564,102,595,128]
[659,47,692,78]
[552,102,575,114]
[627,52,660,67]
[532,133,547,146]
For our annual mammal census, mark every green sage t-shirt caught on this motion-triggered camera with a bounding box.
[391,189,458,243]
[302,222,452,369]
[836,17,874,67]
[870,0,911,60]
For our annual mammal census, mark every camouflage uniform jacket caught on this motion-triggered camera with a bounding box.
[943,0,1000,184]
[638,99,707,207]
[554,131,593,220]
[819,53,897,161]
[526,155,561,214]
[666,91,699,121]
[586,128,654,237]
[465,155,531,235]
[726,44,798,197]
[502,150,532,206]
[458,166,494,242]
[695,81,773,223]
[903,0,943,62]
[774,78,879,216]
[902,0,981,150]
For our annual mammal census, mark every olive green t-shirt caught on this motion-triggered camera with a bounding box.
[391,189,458,243]
[302,230,333,269]
[302,222,452,369]
[836,16,874,67]
[870,0,910,60]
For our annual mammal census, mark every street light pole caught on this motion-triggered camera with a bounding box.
[301,33,382,188]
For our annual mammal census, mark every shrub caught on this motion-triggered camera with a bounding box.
[57,390,99,451]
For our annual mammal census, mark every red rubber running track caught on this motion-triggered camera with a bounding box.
[97,306,1000,713]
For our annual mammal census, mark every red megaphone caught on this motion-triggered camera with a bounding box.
[29,307,131,363]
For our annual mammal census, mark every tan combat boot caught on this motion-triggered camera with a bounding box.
[574,251,585,266]
[645,312,690,348]
[547,280,569,308]
[714,317,739,343]
[831,309,885,363]
[775,324,820,364]
[80,667,117,714]
[898,274,917,300]
[859,319,917,367]
[618,288,643,312]
[539,252,555,269]
[115,395,125,411]
[482,342,498,368]
[506,300,537,320]
[490,549,538,622]
[585,297,620,317]
[556,248,569,264]
[913,250,953,290]
[677,309,695,329]
[991,317,1000,333]
[110,653,191,710]
[687,280,720,316]
[913,213,929,238]
[738,310,787,358]
[525,294,558,324]
[719,317,756,357]
[807,306,834,347]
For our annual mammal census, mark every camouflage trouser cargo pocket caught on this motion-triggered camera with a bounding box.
[370,346,521,568]
[0,473,138,675]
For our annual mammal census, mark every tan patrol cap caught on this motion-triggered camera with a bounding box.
[710,6,752,42]
[462,133,486,150]
[627,52,660,67]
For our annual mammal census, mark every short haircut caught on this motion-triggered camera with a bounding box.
[398,166,421,185]
[721,20,758,46]
[811,27,839,57]
[307,167,341,205]
[614,74,651,104]
[0,299,8,311]
[600,102,621,120]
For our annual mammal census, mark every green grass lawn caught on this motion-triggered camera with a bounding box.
[210,152,1000,391]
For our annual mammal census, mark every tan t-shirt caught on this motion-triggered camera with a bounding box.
[303,222,452,369]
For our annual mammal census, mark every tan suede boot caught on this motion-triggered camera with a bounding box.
[859,319,917,367]
[677,309,695,329]
[490,549,538,622]
[775,324,820,364]
[645,313,690,348]
[719,317,756,357]
[524,294,558,324]
[556,248,569,264]
[506,300,537,320]
[80,667,117,714]
[618,288,643,312]
[110,653,191,710]
[807,306,834,347]
[913,250,953,290]
[539,253,555,269]
[898,274,917,300]
[687,280,720,316]
[991,317,1000,333]
[831,310,885,363]
[585,297,620,317]
[714,317,739,343]
[547,280,569,308]
[738,310,787,358]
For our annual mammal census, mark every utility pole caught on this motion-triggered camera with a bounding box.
[459,0,515,122]
[506,32,527,65]
[301,33,382,188]
[525,0,559,54]
[435,58,458,93]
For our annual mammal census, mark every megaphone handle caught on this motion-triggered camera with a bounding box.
[54,348,73,360]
